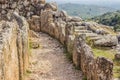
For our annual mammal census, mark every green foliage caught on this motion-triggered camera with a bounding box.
[85,37,95,47]
[82,76,87,80]
[92,10,120,32]
[92,47,115,60]
[24,69,32,77]
[59,3,115,19]
[26,70,32,74]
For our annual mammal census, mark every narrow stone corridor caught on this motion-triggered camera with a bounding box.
[26,32,83,80]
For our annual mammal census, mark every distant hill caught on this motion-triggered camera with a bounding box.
[58,3,116,19]
[91,10,120,31]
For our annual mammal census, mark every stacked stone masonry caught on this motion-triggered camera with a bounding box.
[36,8,113,80]
[0,0,116,80]
[0,0,46,20]
[29,0,114,80]
[0,0,45,80]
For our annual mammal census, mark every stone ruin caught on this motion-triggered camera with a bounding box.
[0,12,29,80]
[0,0,117,80]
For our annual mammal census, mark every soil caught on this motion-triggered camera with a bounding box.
[26,32,83,80]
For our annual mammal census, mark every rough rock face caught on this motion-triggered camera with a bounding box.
[0,13,29,80]
[44,2,57,11]
[94,35,118,47]
[73,35,113,80]
[36,5,114,80]
[0,0,115,80]
[29,30,39,38]
[115,53,120,60]
[0,0,46,20]
[40,9,66,44]
[13,12,29,80]
[28,16,41,32]
[0,21,19,80]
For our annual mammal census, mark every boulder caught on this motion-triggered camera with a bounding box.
[81,22,115,35]
[60,10,68,18]
[115,53,120,60]
[94,35,118,47]
[12,12,29,80]
[70,16,82,22]
[28,15,41,32]
[0,12,29,80]
[44,2,57,11]
[117,33,120,42]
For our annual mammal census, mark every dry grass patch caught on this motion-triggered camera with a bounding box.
[92,47,120,78]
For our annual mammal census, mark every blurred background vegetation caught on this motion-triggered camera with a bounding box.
[59,3,120,32]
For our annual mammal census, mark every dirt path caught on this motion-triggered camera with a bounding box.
[26,32,83,80]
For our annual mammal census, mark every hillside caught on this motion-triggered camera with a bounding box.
[91,10,120,31]
[59,3,116,19]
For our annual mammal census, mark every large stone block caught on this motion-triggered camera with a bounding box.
[0,12,29,80]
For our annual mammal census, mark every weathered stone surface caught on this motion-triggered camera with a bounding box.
[0,12,29,80]
[12,12,29,80]
[0,0,46,20]
[44,2,57,11]
[38,3,114,79]
[94,35,118,47]
[30,42,39,49]
[39,7,114,80]
[70,16,82,22]
[73,35,113,80]
[29,30,39,38]
[81,22,114,34]
[115,53,120,60]
[29,15,41,32]
[0,0,114,80]
[117,33,120,42]
[73,35,81,68]
[0,21,19,80]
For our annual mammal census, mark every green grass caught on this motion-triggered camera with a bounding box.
[24,69,32,77]
[113,59,120,78]
[26,70,32,74]
[28,39,32,57]
[86,36,120,78]
[92,47,120,78]
[63,47,73,62]
[92,47,115,60]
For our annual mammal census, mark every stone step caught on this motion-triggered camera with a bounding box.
[75,30,92,33]
[75,33,102,41]
[89,36,102,41]
[85,33,98,37]
[76,33,97,37]
[75,26,87,30]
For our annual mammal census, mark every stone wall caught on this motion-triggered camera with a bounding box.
[0,0,114,80]
[29,3,114,79]
[0,13,29,80]
[73,35,113,80]
[0,0,45,20]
